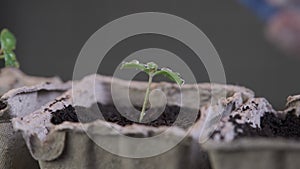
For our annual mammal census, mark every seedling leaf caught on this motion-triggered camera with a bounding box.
[154,68,184,86]
[121,60,147,72]
[4,51,19,68]
[0,29,16,51]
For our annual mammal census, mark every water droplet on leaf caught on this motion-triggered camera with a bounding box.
[131,60,139,64]
[181,80,185,85]
[161,68,172,72]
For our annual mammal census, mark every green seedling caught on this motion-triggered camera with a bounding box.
[0,29,19,68]
[121,60,184,122]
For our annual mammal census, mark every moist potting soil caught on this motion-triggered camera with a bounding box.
[51,103,201,128]
[51,105,79,125]
[229,110,300,140]
[0,101,6,110]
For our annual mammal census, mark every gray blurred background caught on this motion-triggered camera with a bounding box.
[0,0,299,109]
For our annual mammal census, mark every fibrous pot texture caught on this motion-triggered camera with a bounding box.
[12,75,253,169]
[203,91,300,169]
[0,68,70,169]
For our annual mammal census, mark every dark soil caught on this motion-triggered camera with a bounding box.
[0,101,7,110]
[98,103,182,127]
[51,105,79,125]
[232,110,300,139]
[50,103,200,128]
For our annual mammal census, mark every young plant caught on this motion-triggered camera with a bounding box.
[121,60,184,122]
[0,28,19,68]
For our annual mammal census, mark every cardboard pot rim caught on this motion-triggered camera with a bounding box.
[14,114,190,161]
[0,68,62,96]
[0,80,71,119]
[203,138,300,151]
[202,94,300,152]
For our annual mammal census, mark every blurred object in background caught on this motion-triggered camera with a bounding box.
[266,9,300,56]
[267,0,300,6]
[239,0,279,21]
[240,0,300,57]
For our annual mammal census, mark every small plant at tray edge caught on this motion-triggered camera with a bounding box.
[0,28,19,68]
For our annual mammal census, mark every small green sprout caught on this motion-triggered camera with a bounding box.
[0,29,19,68]
[121,60,184,122]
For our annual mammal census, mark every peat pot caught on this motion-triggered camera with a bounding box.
[205,138,300,169]
[203,94,300,169]
[12,75,254,169]
[0,68,70,169]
